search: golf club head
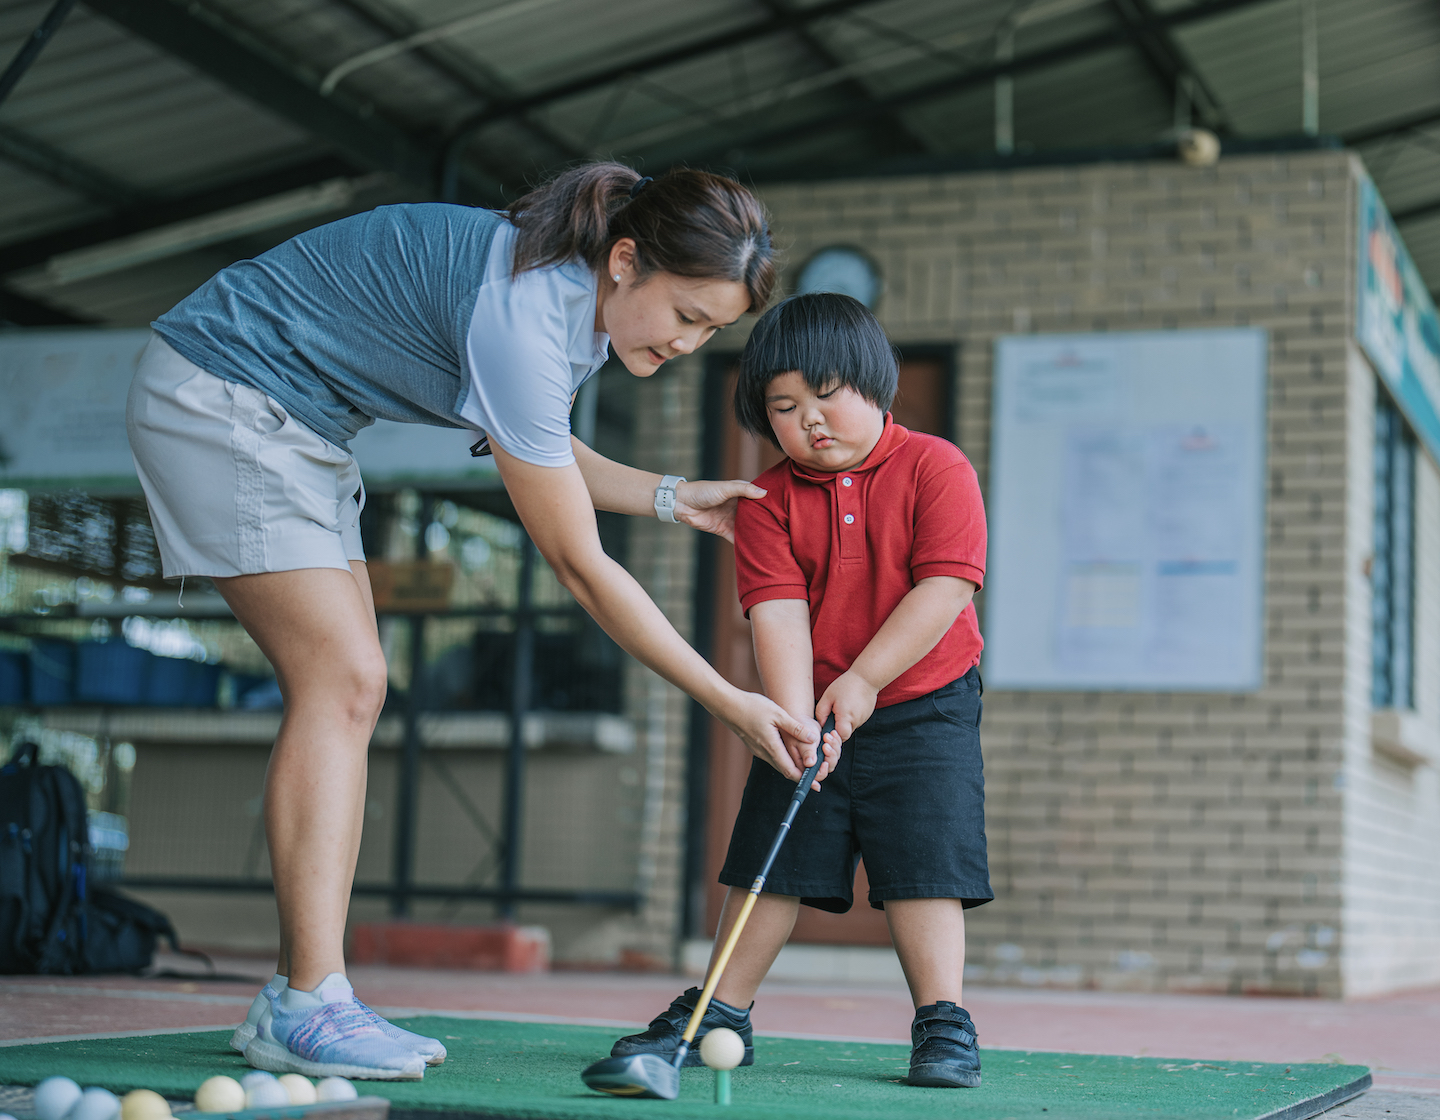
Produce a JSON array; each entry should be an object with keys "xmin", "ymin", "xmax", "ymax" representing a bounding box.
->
[{"xmin": 580, "ymin": 1053, "xmax": 681, "ymax": 1099}]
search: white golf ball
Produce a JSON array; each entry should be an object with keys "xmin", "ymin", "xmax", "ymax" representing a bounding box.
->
[
  {"xmin": 34, "ymin": 1078, "xmax": 83, "ymax": 1120},
  {"xmin": 193, "ymin": 1077, "xmax": 245, "ymax": 1114},
  {"xmin": 238, "ymin": 1072, "xmax": 276, "ymax": 1093},
  {"xmin": 276, "ymin": 1076, "xmax": 316, "ymax": 1106},
  {"xmin": 2, "ymin": 1112, "xmax": 19, "ymax": 1120},
  {"xmin": 66, "ymin": 1088, "xmax": 121, "ymax": 1120},
  {"xmin": 243, "ymin": 1081, "xmax": 289, "ymax": 1110},
  {"xmin": 315, "ymin": 1078, "xmax": 357, "ymax": 1103},
  {"xmin": 699, "ymin": 1027, "xmax": 745, "ymax": 1071},
  {"xmin": 120, "ymin": 1090, "xmax": 170, "ymax": 1120}
]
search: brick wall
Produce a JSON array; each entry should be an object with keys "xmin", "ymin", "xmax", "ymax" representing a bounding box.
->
[{"xmin": 753, "ymin": 151, "xmax": 1373, "ymax": 995}]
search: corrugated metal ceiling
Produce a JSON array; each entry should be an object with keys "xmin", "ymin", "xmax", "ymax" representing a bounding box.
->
[{"xmin": 1, "ymin": 0, "xmax": 1438, "ymax": 327}]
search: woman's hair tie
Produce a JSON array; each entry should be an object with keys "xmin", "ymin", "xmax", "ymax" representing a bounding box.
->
[{"xmin": 628, "ymin": 175, "xmax": 654, "ymax": 200}]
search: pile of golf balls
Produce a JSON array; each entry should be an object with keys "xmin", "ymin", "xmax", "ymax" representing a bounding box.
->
[
  {"xmin": 34, "ymin": 1080, "xmax": 132, "ymax": 1120},
  {"xmin": 31, "ymin": 1071, "xmax": 359, "ymax": 1120},
  {"xmin": 195, "ymin": 1072, "xmax": 356, "ymax": 1112}
]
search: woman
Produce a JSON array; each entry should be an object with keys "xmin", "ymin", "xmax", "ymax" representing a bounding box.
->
[{"xmin": 127, "ymin": 163, "xmax": 819, "ymax": 1080}]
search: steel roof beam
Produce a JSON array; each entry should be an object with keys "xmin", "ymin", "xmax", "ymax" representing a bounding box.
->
[
  {"xmin": 0, "ymin": 154, "xmax": 356, "ymax": 275},
  {"xmin": 0, "ymin": 285, "xmax": 93, "ymax": 325},
  {"xmin": 80, "ymin": 0, "xmax": 501, "ymax": 199},
  {"xmin": 1343, "ymin": 106, "xmax": 1440, "ymax": 147},
  {"xmin": 0, "ymin": 121, "xmax": 141, "ymax": 206},
  {"xmin": 325, "ymin": 0, "xmax": 582, "ymax": 165},
  {"xmin": 1107, "ymin": 0, "xmax": 1231, "ymax": 133},
  {"xmin": 752, "ymin": 0, "xmax": 930, "ymax": 154},
  {"xmin": 439, "ymin": 0, "xmax": 882, "ymax": 153},
  {"xmin": 0, "ymin": 0, "xmax": 78, "ymax": 108},
  {"xmin": 1392, "ymin": 198, "xmax": 1440, "ymax": 224},
  {"xmin": 678, "ymin": 0, "xmax": 1280, "ymax": 166}
]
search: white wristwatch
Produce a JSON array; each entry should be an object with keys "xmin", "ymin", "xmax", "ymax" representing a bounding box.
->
[{"xmin": 654, "ymin": 475, "xmax": 686, "ymax": 523}]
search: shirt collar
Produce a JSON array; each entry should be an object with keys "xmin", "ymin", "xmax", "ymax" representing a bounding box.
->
[{"xmin": 787, "ymin": 414, "xmax": 909, "ymax": 483}]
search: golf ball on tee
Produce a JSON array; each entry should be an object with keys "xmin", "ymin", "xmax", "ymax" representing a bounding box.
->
[
  {"xmin": 193, "ymin": 1077, "xmax": 245, "ymax": 1114},
  {"xmin": 315, "ymin": 1078, "xmax": 357, "ymax": 1103},
  {"xmin": 34, "ymin": 1078, "xmax": 83, "ymax": 1120},
  {"xmin": 119, "ymin": 1090, "xmax": 170, "ymax": 1120},
  {"xmin": 244, "ymin": 1081, "xmax": 290, "ymax": 1110},
  {"xmin": 67, "ymin": 1088, "xmax": 121, "ymax": 1120},
  {"xmin": 276, "ymin": 1076, "xmax": 316, "ymax": 1106},
  {"xmin": 699, "ymin": 1027, "xmax": 745, "ymax": 1071}
]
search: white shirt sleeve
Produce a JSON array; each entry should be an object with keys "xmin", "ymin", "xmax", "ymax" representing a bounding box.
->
[{"xmin": 458, "ymin": 264, "xmax": 582, "ymax": 469}]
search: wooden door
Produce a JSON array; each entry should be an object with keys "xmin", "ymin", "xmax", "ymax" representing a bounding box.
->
[{"xmin": 703, "ymin": 355, "xmax": 952, "ymax": 945}]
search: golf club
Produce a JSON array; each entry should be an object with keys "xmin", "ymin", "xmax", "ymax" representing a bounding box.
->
[{"xmin": 580, "ymin": 715, "xmax": 836, "ymax": 1100}]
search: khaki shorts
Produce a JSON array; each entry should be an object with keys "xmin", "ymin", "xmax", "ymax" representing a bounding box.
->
[{"xmin": 127, "ymin": 334, "xmax": 365, "ymax": 579}]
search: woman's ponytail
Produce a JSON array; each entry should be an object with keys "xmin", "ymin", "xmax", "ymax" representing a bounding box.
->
[{"xmin": 507, "ymin": 161, "xmax": 776, "ymax": 312}]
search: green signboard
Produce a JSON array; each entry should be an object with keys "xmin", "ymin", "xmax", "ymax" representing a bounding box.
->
[{"xmin": 1357, "ymin": 177, "xmax": 1440, "ymax": 464}]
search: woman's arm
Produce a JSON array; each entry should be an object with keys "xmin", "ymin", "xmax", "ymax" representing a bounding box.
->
[
  {"xmin": 493, "ymin": 439, "xmax": 815, "ymax": 777},
  {"xmin": 750, "ymin": 598, "xmax": 839, "ymax": 788},
  {"xmin": 571, "ymin": 437, "xmax": 764, "ymax": 543},
  {"xmin": 817, "ymin": 576, "xmax": 977, "ymax": 740}
]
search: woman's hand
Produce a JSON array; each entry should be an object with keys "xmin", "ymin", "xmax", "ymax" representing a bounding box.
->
[
  {"xmin": 719, "ymin": 688, "xmax": 819, "ymax": 784},
  {"xmin": 675, "ymin": 479, "xmax": 766, "ymax": 543}
]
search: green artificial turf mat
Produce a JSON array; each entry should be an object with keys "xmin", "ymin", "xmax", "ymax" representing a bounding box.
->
[{"xmin": 0, "ymin": 1018, "xmax": 1370, "ymax": 1120}]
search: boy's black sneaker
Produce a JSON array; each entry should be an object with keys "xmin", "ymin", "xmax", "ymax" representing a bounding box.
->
[
  {"xmin": 610, "ymin": 987, "xmax": 754, "ymax": 1067},
  {"xmin": 907, "ymin": 1001, "xmax": 981, "ymax": 1088}
]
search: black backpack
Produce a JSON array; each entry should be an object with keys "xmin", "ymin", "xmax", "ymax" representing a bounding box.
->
[{"xmin": 0, "ymin": 741, "xmax": 179, "ymax": 974}]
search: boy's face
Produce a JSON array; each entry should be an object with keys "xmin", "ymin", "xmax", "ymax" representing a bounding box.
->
[{"xmin": 764, "ymin": 370, "xmax": 886, "ymax": 473}]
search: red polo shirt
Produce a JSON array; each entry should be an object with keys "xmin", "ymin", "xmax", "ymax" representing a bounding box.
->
[{"xmin": 735, "ymin": 416, "xmax": 986, "ymax": 710}]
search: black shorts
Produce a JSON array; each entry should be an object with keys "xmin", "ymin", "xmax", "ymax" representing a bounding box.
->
[{"xmin": 719, "ymin": 667, "xmax": 993, "ymax": 913}]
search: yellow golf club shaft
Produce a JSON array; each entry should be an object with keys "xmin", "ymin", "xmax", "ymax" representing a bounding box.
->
[{"xmin": 678, "ymin": 715, "xmax": 834, "ymax": 1047}]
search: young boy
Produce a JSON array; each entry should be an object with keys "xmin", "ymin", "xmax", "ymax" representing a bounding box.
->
[{"xmin": 610, "ymin": 292, "xmax": 991, "ymax": 1088}]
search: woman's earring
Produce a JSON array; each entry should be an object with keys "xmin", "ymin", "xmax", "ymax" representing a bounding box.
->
[{"xmin": 613, "ymin": 274, "xmax": 621, "ymax": 282}]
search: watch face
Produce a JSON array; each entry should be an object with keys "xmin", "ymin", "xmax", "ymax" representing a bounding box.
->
[{"xmin": 795, "ymin": 247, "xmax": 881, "ymax": 309}]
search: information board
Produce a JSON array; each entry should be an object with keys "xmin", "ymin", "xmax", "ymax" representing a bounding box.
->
[
  {"xmin": 984, "ymin": 329, "xmax": 1268, "ymax": 692},
  {"xmin": 0, "ymin": 330, "xmax": 502, "ymax": 492}
]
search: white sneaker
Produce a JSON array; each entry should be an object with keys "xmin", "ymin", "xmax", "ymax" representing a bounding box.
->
[
  {"xmin": 355, "ymin": 1001, "xmax": 447, "ymax": 1065},
  {"xmin": 230, "ymin": 974, "xmax": 285, "ymax": 1053},
  {"xmin": 243, "ymin": 973, "xmax": 425, "ymax": 1080}
]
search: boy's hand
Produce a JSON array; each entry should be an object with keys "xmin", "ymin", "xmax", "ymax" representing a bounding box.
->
[
  {"xmin": 673, "ymin": 479, "xmax": 766, "ymax": 543},
  {"xmin": 816, "ymin": 670, "xmax": 879, "ymax": 743},
  {"xmin": 780, "ymin": 717, "xmax": 840, "ymax": 791}
]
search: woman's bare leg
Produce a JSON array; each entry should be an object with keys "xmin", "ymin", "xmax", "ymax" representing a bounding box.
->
[
  {"xmin": 708, "ymin": 888, "xmax": 800, "ymax": 1008},
  {"xmin": 214, "ymin": 562, "xmax": 385, "ymax": 992}
]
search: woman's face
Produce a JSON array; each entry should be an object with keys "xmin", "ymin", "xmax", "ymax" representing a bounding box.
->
[{"xmin": 597, "ymin": 239, "xmax": 751, "ymax": 377}]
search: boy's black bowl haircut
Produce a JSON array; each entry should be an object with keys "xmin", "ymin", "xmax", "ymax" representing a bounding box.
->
[{"xmin": 734, "ymin": 291, "xmax": 900, "ymax": 449}]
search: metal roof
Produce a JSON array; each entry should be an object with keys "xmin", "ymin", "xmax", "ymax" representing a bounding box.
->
[{"xmin": 2, "ymin": 0, "xmax": 1439, "ymax": 327}]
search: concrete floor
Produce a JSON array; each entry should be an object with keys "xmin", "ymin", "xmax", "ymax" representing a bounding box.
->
[{"xmin": 1, "ymin": 953, "xmax": 1436, "ymax": 1118}]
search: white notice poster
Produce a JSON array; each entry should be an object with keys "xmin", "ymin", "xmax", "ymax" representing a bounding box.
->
[{"xmin": 984, "ymin": 329, "xmax": 1267, "ymax": 691}]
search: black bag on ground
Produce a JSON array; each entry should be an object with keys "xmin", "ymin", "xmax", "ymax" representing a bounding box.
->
[{"xmin": 0, "ymin": 741, "xmax": 178, "ymax": 974}]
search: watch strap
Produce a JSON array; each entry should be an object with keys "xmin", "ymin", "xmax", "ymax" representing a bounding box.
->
[{"xmin": 655, "ymin": 475, "xmax": 686, "ymax": 523}]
